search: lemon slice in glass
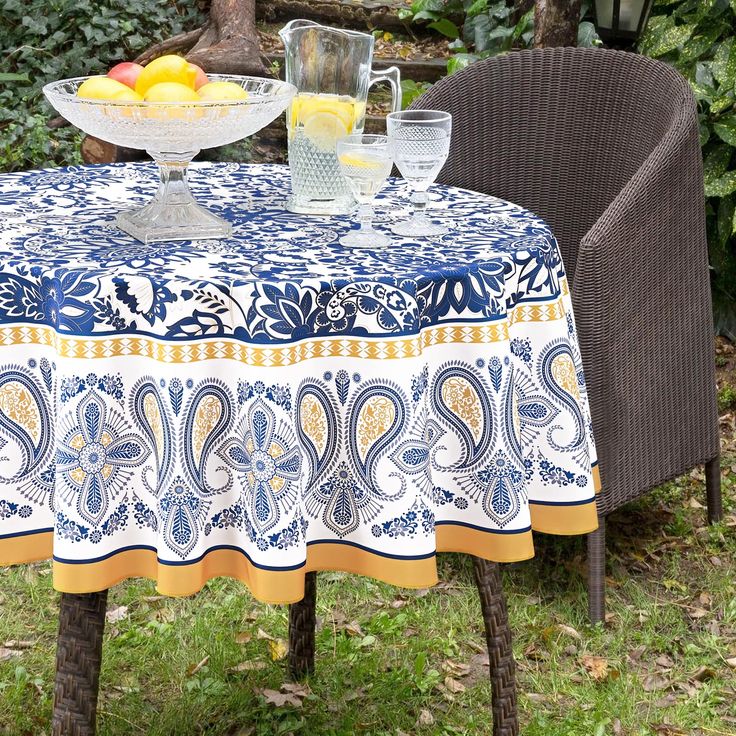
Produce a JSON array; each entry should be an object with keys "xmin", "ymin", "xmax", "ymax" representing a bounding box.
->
[{"xmin": 338, "ymin": 152, "xmax": 386, "ymax": 169}]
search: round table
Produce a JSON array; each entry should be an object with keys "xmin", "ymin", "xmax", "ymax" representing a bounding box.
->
[{"xmin": 0, "ymin": 162, "xmax": 599, "ymax": 603}]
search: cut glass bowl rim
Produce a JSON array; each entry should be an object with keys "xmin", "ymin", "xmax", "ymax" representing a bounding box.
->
[{"xmin": 43, "ymin": 74, "xmax": 297, "ymax": 109}]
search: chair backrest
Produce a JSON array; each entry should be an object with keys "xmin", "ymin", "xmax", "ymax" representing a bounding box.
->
[{"xmin": 410, "ymin": 47, "xmax": 693, "ymax": 282}]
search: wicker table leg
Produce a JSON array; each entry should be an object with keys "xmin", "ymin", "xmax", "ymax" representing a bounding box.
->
[
  {"xmin": 587, "ymin": 517, "xmax": 606, "ymax": 624},
  {"xmin": 705, "ymin": 455, "xmax": 723, "ymax": 524},
  {"xmin": 288, "ymin": 572, "xmax": 317, "ymax": 679},
  {"xmin": 472, "ymin": 557, "xmax": 518, "ymax": 736},
  {"xmin": 52, "ymin": 591, "xmax": 108, "ymax": 736}
]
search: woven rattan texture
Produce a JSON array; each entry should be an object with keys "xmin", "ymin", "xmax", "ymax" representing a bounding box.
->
[
  {"xmin": 411, "ymin": 47, "xmax": 720, "ymax": 516},
  {"xmin": 288, "ymin": 571, "xmax": 317, "ymax": 679},
  {"xmin": 473, "ymin": 558, "xmax": 518, "ymax": 735},
  {"xmin": 52, "ymin": 592, "xmax": 108, "ymax": 736}
]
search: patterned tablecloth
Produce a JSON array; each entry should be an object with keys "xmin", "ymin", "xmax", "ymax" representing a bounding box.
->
[{"xmin": 0, "ymin": 162, "xmax": 599, "ymax": 602}]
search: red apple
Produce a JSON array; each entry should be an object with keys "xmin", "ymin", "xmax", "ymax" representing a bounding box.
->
[
  {"xmin": 107, "ymin": 62, "xmax": 144, "ymax": 90},
  {"xmin": 189, "ymin": 63, "xmax": 210, "ymax": 91}
]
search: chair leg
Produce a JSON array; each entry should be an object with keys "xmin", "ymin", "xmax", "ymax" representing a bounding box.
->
[
  {"xmin": 472, "ymin": 557, "xmax": 518, "ymax": 736},
  {"xmin": 288, "ymin": 572, "xmax": 317, "ymax": 680},
  {"xmin": 587, "ymin": 517, "xmax": 606, "ymax": 624},
  {"xmin": 52, "ymin": 591, "xmax": 108, "ymax": 736},
  {"xmin": 705, "ymin": 455, "xmax": 723, "ymax": 524}
]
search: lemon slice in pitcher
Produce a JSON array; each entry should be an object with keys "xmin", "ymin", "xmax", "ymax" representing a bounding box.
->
[{"xmin": 303, "ymin": 110, "xmax": 350, "ymax": 151}]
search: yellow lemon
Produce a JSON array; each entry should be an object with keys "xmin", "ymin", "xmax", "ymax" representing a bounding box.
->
[
  {"xmin": 197, "ymin": 81, "xmax": 248, "ymax": 101},
  {"xmin": 143, "ymin": 82, "xmax": 200, "ymax": 102},
  {"xmin": 144, "ymin": 82, "xmax": 200, "ymax": 121},
  {"xmin": 76, "ymin": 76, "xmax": 143, "ymax": 101},
  {"xmin": 302, "ymin": 110, "xmax": 349, "ymax": 151},
  {"xmin": 135, "ymin": 55, "xmax": 197, "ymax": 96},
  {"xmin": 339, "ymin": 152, "xmax": 386, "ymax": 169},
  {"xmin": 297, "ymin": 94, "xmax": 355, "ymax": 131}
]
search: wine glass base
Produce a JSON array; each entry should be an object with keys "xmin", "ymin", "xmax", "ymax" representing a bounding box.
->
[
  {"xmin": 340, "ymin": 230, "xmax": 392, "ymax": 248},
  {"xmin": 116, "ymin": 199, "xmax": 232, "ymax": 244},
  {"xmin": 391, "ymin": 218, "xmax": 447, "ymax": 237}
]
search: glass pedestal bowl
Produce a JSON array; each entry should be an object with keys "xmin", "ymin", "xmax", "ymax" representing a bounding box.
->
[{"xmin": 43, "ymin": 75, "xmax": 296, "ymax": 243}]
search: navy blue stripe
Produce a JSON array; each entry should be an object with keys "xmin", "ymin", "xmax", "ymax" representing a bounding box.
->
[
  {"xmin": 435, "ymin": 520, "xmax": 532, "ymax": 535},
  {"xmin": 51, "ymin": 521, "xmax": 534, "ymax": 570},
  {"xmin": 53, "ymin": 544, "xmax": 307, "ymax": 572},
  {"xmin": 529, "ymin": 497, "xmax": 596, "ymax": 507},
  {"xmin": 0, "ymin": 527, "xmax": 53, "ymax": 541}
]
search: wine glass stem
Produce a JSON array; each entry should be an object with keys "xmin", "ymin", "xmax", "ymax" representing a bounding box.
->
[
  {"xmin": 357, "ymin": 202, "xmax": 375, "ymax": 233},
  {"xmin": 410, "ymin": 189, "xmax": 429, "ymax": 225},
  {"xmin": 148, "ymin": 151, "xmax": 198, "ymax": 208}
]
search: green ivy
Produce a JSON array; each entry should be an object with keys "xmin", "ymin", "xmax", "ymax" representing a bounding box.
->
[
  {"xmin": 403, "ymin": 0, "xmax": 600, "ymax": 72},
  {"xmin": 0, "ymin": 0, "xmax": 205, "ymax": 172},
  {"xmin": 638, "ymin": 0, "xmax": 736, "ymax": 337}
]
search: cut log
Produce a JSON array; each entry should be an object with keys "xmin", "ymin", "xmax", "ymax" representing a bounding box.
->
[
  {"xmin": 187, "ymin": 0, "xmax": 264, "ymax": 75},
  {"xmin": 534, "ymin": 0, "xmax": 581, "ymax": 47},
  {"xmin": 80, "ymin": 136, "xmax": 145, "ymax": 165},
  {"xmin": 256, "ymin": 0, "xmax": 433, "ymax": 32},
  {"xmin": 133, "ymin": 0, "xmax": 264, "ymax": 75}
]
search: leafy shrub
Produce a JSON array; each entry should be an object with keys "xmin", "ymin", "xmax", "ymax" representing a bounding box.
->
[
  {"xmin": 638, "ymin": 0, "xmax": 736, "ymax": 338},
  {"xmin": 401, "ymin": 0, "xmax": 600, "ymax": 75},
  {"xmin": 0, "ymin": 0, "xmax": 205, "ymax": 172}
]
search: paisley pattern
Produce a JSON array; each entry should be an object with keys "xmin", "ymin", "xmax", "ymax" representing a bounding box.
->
[{"xmin": 0, "ymin": 163, "xmax": 598, "ymax": 599}]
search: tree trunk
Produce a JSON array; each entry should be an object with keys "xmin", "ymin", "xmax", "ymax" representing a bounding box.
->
[
  {"xmin": 186, "ymin": 0, "xmax": 264, "ymax": 75},
  {"xmin": 534, "ymin": 0, "xmax": 581, "ymax": 47},
  {"xmin": 512, "ymin": 0, "xmax": 534, "ymax": 25}
]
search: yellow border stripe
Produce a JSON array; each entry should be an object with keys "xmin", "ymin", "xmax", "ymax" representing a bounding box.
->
[
  {"xmin": 51, "ymin": 528, "xmax": 536, "ymax": 603},
  {"xmin": 0, "ymin": 298, "xmax": 567, "ymax": 366},
  {"xmin": 3, "ymin": 509, "xmax": 596, "ymax": 603},
  {"xmin": 529, "ymin": 500, "xmax": 599, "ymax": 535},
  {"xmin": 0, "ymin": 530, "xmax": 53, "ymax": 566}
]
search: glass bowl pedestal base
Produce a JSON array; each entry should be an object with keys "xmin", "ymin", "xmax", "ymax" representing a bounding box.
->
[{"xmin": 116, "ymin": 152, "xmax": 231, "ymax": 244}]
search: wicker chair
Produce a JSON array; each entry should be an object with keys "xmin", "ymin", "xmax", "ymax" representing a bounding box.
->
[
  {"xmin": 52, "ymin": 565, "xmax": 517, "ymax": 735},
  {"xmin": 404, "ymin": 47, "xmax": 721, "ymax": 623}
]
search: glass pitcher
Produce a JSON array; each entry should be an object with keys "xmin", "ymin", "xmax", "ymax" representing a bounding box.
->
[{"xmin": 279, "ymin": 19, "xmax": 401, "ymax": 215}]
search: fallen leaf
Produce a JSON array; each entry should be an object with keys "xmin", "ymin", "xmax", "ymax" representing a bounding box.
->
[
  {"xmin": 557, "ymin": 624, "xmax": 582, "ymax": 640},
  {"xmin": 3, "ymin": 640, "xmax": 33, "ymax": 649},
  {"xmin": 655, "ymin": 654, "xmax": 675, "ymax": 669},
  {"xmin": 235, "ymin": 632, "xmax": 252, "ymax": 644},
  {"xmin": 442, "ymin": 660, "xmax": 471, "ymax": 678},
  {"xmin": 642, "ymin": 673, "xmax": 670, "ymax": 692},
  {"xmin": 690, "ymin": 665, "xmax": 715, "ymax": 682},
  {"xmin": 612, "ymin": 718, "xmax": 623, "ymax": 736},
  {"xmin": 725, "ymin": 657, "xmax": 736, "ymax": 669},
  {"xmin": 105, "ymin": 605, "xmax": 128, "ymax": 623},
  {"xmin": 186, "ymin": 656, "xmax": 209, "ymax": 676},
  {"xmin": 417, "ymin": 709, "xmax": 434, "ymax": 726},
  {"xmin": 229, "ymin": 661, "xmax": 267, "ymax": 673},
  {"xmin": 444, "ymin": 676, "xmax": 466, "ymax": 694},
  {"xmin": 257, "ymin": 683, "xmax": 310, "ymax": 708},
  {"xmin": 0, "ymin": 648, "xmax": 23, "ymax": 662},
  {"xmin": 256, "ymin": 628, "xmax": 273, "ymax": 641},
  {"xmin": 268, "ymin": 639, "xmax": 287, "ymax": 661},
  {"xmin": 343, "ymin": 621, "xmax": 364, "ymax": 637},
  {"xmin": 650, "ymin": 724, "xmax": 687, "ymax": 735},
  {"xmin": 581, "ymin": 655, "xmax": 609, "ymax": 681},
  {"xmin": 688, "ymin": 607, "xmax": 709, "ymax": 619}
]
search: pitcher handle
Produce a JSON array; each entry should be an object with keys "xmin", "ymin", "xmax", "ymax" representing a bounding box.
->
[{"xmin": 369, "ymin": 66, "xmax": 402, "ymax": 113}]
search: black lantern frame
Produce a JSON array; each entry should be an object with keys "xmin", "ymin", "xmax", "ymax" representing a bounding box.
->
[{"xmin": 594, "ymin": 0, "xmax": 655, "ymax": 45}]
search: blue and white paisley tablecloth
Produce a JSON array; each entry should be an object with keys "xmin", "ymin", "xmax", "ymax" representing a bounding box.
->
[{"xmin": 0, "ymin": 162, "xmax": 598, "ymax": 601}]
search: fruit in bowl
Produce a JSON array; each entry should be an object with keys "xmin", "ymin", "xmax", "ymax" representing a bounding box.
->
[{"xmin": 44, "ymin": 59, "xmax": 296, "ymax": 244}]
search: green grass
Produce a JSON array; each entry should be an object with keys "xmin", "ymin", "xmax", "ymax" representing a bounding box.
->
[{"xmin": 0, "ymin": 464, "xmax": 734, "ymax": 736}]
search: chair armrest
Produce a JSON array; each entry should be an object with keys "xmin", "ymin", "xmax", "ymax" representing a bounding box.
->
[{"xmin": 572, "ymin": 92, "xmax": 719, "ymax": 512}]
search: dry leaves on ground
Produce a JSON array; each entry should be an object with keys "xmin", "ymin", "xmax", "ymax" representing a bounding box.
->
[
  {"xmin": 256, "ymin": 682, "xmax": 311, "ymax": 708},
  {"xmin": 105, "ymin": 605, "xmax": 128, "ymax": 623}
]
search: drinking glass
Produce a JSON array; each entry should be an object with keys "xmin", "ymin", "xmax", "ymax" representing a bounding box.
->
[
  {"xmin": 387, "ymin": 109, "xmax": 452, "ymax": 237},
  {"xmin": 336, "ymin": 134, "xmax": 393, "ymax": 248}
]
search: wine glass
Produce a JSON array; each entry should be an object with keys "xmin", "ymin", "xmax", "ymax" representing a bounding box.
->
[
  {"xmin": 387, "ymin": 109, "xmax": 452, "ymax": 237},
  {"xmin": 336, "ymin": 134, "xmax": 393, "ymax": 248}
]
